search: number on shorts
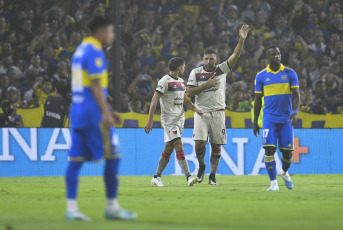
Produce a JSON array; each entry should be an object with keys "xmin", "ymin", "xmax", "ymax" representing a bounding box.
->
[{"xmin": 262, "ymin": 129, "xmax": 269, "ymax": 138}]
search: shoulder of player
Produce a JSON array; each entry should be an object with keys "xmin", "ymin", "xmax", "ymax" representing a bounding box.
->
[
  {"xmin": 283, "ymin": 65, "xmax": 296, "ymax": 74},
  {"xmin": 191, "ymin": 66, "xmax": 204, "ymax": 73},
  {"xmin": 256, "ymin": 68, "xmax": 267, "ymax": 77}
]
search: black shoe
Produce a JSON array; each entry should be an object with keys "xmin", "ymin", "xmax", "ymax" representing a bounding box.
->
[
  {"xmin": 197, "ymin": 164, "xmax": 206, "ymax": 183},
  {"xmin": 209, "ymin": 174, "xmax": 218, "ymax": 185}
]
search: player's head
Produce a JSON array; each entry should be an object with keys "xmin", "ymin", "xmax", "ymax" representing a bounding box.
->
[
  {"xmin": 266, "ymin": 45, "xmax": 281, "ymax": 66},
  {"xmin": 89, "ymin": 15, "xmax": 114, "ymax": 46},
  {"xmin": 168, "ymin": 57, "xmax": 185, "ymax": 76},
  {"xmin": 201, "ymin": 49, "xmax": 217, "ymax": 71}
]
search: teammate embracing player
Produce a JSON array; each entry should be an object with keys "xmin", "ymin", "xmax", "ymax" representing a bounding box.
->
[
  {"xmin": 145, "ymin": 57, "xmax": 204, "ymax": 187},
  {"xmin": 186, "ymin": 25, "xmax": 250, "ymax": 185}
]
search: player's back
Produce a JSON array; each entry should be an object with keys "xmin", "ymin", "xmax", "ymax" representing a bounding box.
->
[
  {"xmin": 70, "ymin": 37, "xmax": 108, "ymax": 129},
  {"xmin": 156, "ymin": 74, "xmax": 185, "ymax": 119}
]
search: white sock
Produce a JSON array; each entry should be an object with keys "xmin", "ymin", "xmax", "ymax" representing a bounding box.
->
[
  {"xmin": 281, "ymin": 169, "xmax": 288, "ymax": 175},
  {"xmin": 271, "ymin": 180, "xmax": 278, "ymax": 187},
  {"xmin": 67, "ymin": 199, "xmax": 79, "ymax": 213},
  {"xmin": 106, "ymin": 198, "xmax": 120, "ymax": 213}
]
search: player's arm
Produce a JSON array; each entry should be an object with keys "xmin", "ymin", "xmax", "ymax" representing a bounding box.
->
[
  {"xmin": 183, "ymin": 93, "xmax": 204, "ymax": 118},
  {"xmin": 290, "ymin": 87, "xmax": 300, "ymax": 126},
  {"xmin": 253, "ymin": 93, "xmax": 263, "ymax": 137},
  {"xmin": 144, "ymin": 91, "xmax": 162, "ymax": 134},
  {"xmin": 227, "ymin": 24, "xmax": 250, "ymax": 69},
  {"xmin": 253, "ymin": 74, "xmax": 263, "ymax": 137},
  {"xmin": 186, "ymin": 78, "xmax": 219, "ymax": 98},
  {"xmin": 289, "ymin": 71, "xmax": 300, "ymax": 126},
  {"xmin": 91, "ymin": 79, "xmax": 114, "ymax": 129}
]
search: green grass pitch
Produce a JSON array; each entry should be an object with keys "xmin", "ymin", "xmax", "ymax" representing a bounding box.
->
[{"xmin": 1, "ymin": 175, "xmax": 342, "ymax": 230}]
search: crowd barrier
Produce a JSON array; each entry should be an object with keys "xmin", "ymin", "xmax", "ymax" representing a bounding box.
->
[
  {"xmin": 0, "ymin": 128, "xmax": 342, "ymax": 177},
  {"xmin": 10, "ymin": 107, "xmax": 343, "ymax": 128}
]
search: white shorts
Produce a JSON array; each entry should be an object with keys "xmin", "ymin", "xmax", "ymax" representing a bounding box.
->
[
  {"xmin": 161, "ymin": 116, "xmax": 185, "ymax": 143},
  {"xmin": 193, "ymin": 110, "xmax": 227, "ymax": 145}
]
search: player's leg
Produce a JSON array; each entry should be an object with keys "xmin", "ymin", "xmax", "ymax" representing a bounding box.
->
[
  {"xmin": 209, "ymin": 143, "xmax": 221, "ymax": 185},
  {"xmin": 262, "ymin": 120, "xmax": 279, "ymax": 191},
  {"xmin": 152, "ymin": 141, "xmax": 174, "ymax": 186},
  {"xmin": 65, "ymin": 129, "xmax": 90, "ymax": 221},
  {"xmin": 208, "ymin": 111, "xmax": 227, "ymax": 185},
  {"xmin": 173, "ymin": 138, "xmax": 198, "ymax": 186},
  {"xmin": 193, "ymin": 112, "xmax": 209, "ymax": 183},
  {"xmin": 101, "ymin": 128, "xmax": 136, "ymax": 220},
  {"xmin": 278, "ymin": 122, "xmax": 294, "ymax": 189}
]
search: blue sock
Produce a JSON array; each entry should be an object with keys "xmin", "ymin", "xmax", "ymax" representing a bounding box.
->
[
  {"xmin": 282, "ymin": 156, "xmax": 293, "ymax": 172},
  {"xmin": 65, "ymin": 161, "xmax": 83, "ymax": 199},
  {"xmin": 104, "ymin": 159, "xmax": 120, "ymax": 198},
  {"xmin": 264, "ymin": 155, "xmax": 276, "ymax": 181}
]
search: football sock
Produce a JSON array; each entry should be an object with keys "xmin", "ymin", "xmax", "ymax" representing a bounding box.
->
[
  {"xmin": 282, "ymin": 156, "xmax": 293, "ymax": 172},
  {"xmin": 265, "ymin": 155, "xmax": 277, "ymax": 181},
  {"xmin": 196, "ymin": 148, "xmax": 205, "ymax": 166},
  {"xmin": 104, "ymin": 159, "xmax": 120, "ymax": 199},
  {"xmin": 106, "ymin": 198, "xmax": 120, "ymax": 213},
  {"xmin": 155, "ymin": 151, "xmax": 171, "ymax": 177},
  {"xmin": 66, "ymin": 199, "xmax": 79, "ymax": 213},
  {"xmin": 176, "ymin": 151, "xmax": 191, "ymax": 177},
  {"xmin": 210, "ymin": 147, "xmax": 221, "ymax": 174},
  {"xmin": 65, "ymin": 161, "xmax": 83, "ymax": 199}
]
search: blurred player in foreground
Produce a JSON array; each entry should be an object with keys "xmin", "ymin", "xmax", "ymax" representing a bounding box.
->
[
  {"xmin": 144, "ymin": 57, "xmax": 204, "ymax": 187},
  {"xmin": 66, "ymin": 16, "xmax": 136, "ymax": 221},
  {"xmin": 186, "ymin": 25, "xmax": 250, "ymax": 185},
  {"xmin": 253, "ymin": 46, "xmax": 300, "ymax": 191}
]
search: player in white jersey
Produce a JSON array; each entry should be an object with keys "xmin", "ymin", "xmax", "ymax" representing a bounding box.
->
[
  {"xmin": 186, "ymin": 25, "xmax": 250, "ymax": 185},
  {"xmin": 144, "ymin": 57, "xmax": 204, "ymax": 187}
]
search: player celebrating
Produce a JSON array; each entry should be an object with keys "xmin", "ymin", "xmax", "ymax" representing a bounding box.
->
[
  {"xmin": 253, "ymin": 46, "xmax": 300, "ymax": 191},
  {"xmin": 186, "ymin": 25, "xmax": 250, "ymax": 185},
  {"xmin": 144, "ymin": 57, "xmax": 204, "ymax": 187},
  {"xmin": 65, "ymin": 16, "xmax": 136, "ymax": 221}
]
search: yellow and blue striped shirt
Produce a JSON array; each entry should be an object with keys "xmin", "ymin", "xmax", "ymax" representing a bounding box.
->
[
  {"xmin": 254, "ymin": 64, "xmax": 299, "ymax": 123},
  {"xmin": 70, "ymin": 37, "xmax": 108, "ymax": 128}
]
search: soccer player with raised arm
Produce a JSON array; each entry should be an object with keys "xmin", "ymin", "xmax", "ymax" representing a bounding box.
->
[
  {"xmin": 253, "ymin": 46, "xmax": 300, "ymax": 191},
  {"xmin": 65, "ymin": 16, "xmax": 136, "ymax": 221},
  {"xmin": 144, "ymin": 57, "xmax": 204, "ymax": 187},
  {"xmin": 186, "ymin": 25, "xmax": 250, "ymax": 185}
]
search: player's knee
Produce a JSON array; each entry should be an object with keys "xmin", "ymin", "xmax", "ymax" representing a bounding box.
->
[
  {"xmin": 195, "ymin": 141, "xmax": 206, "ymax": 153},
  {"xmin": 264, "ymin": 147, "xmax": 276, "ymax": 156},
  {"xmin": 164, "ymin": 142, "xmax": 174, "ymax": 154},
  {"xmin": 281, "ymin": 150, "xmax": 293, "ymax": 161},
  {"xmin": 173, "ymin": 139, "xmax": 184, "ymax": 153}
]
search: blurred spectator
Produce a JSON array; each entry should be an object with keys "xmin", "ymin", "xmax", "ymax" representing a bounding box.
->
[{"xmin": 33, "ymin": 78, "xmax": 55, "ymax": 106}]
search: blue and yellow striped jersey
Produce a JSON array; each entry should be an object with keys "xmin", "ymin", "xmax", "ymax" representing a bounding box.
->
[
  {"xmin": 70, "ymin": 37, "xmax": 108, "ymax": 128},
  {"xmin": 254, "ymin": 64, "xmax": 299, "ymax": 123}
]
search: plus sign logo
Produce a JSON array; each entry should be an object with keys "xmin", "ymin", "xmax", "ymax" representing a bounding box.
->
[{"xmin": 293, "ymin": 137, "xmax": 309, "ymax": 163}]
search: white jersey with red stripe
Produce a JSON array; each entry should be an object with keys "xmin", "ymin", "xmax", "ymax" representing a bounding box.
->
[
  {"xmin": 156, "ymin": 74, "xmax": 185, "ymax": 123},
  {"xmin": 187, "ymin": 61, "xmax": 231, "ymax": 113}
]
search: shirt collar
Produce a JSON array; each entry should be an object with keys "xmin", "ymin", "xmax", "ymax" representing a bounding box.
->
[
  {"xmin": 266, "ymin": 63, "xmax": 284, "ymax": 74},
  {"xmin": 82, "ymin": 37, "xmax": 102, "ymax": 49}
]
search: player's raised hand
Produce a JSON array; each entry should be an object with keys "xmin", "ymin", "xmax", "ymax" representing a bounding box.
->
[
  {"xmin": 206, "ymin": 76, "xmax": 220, "ymax": 88},
  {"xmin": 289, "ymin": 113, "xmax": 297, "ymax": 127},
  {"xmin": 253, "ymin": 123, "xmax": 260, "ymax": 137},
  {"xmin": 144, "ymin": 120, "xmax": 153, "ymax": 134},
  {"xmin": 195, "ymin": 108, "xmax": 205, "ymax": 119},
  {"xmin": 239, "ymin": 24, "xmax": 250, "ymax": 40}
]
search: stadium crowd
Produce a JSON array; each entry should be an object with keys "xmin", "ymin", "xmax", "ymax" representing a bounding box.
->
[{"xmin": 0, "ymin": 0, "xmax": 342, "ymax": 127}]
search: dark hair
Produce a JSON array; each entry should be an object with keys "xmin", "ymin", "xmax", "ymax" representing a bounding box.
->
[
  {"xmin": 168, "ymin": 57, "xmax": 185, "ymax": 71},
  {"xmin": 89, "ymin": 15, "xmax": 112, "ymax": 33},
  {"xmin": 201, "ymin": 48, "xmax": 216, "ymax": 58},
  {"xmin": 266, "ymin": 45, "xmax": 279, "ymax": 54},
  {"xmin": 315, "ymin": 80, "xmax": 325, "ymax": 87}
]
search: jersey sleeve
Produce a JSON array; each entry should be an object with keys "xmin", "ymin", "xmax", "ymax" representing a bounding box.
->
[
  {"xmin": 218, "ymin": 61, "xmax": 232, "ymax": 74},
  {"xmin": 290, "ymin": 70, "xmax": 299, "ymax": 88},
  {"xmin": 156, "ymin": 77, "xmax": 167, "ymax": 94},
  {"xmin": 187, "ymin": 69, "xmax": 197, "ymax": 86},
  {"xmin": 85, "ymin": 47, "xmax": 106, "ymax": 80},
  {"xmin": 254, "ymin": 74, "xmax": 263, "ymax": 94}
]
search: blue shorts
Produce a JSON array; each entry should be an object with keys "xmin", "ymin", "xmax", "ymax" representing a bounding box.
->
[
  {"xmin": 262, "ymin": 118, "xmax": 294, "ymax": 151},
  {"xmin": 69, "ymin": 124, "xmax": 120, "ymax": 162}
]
